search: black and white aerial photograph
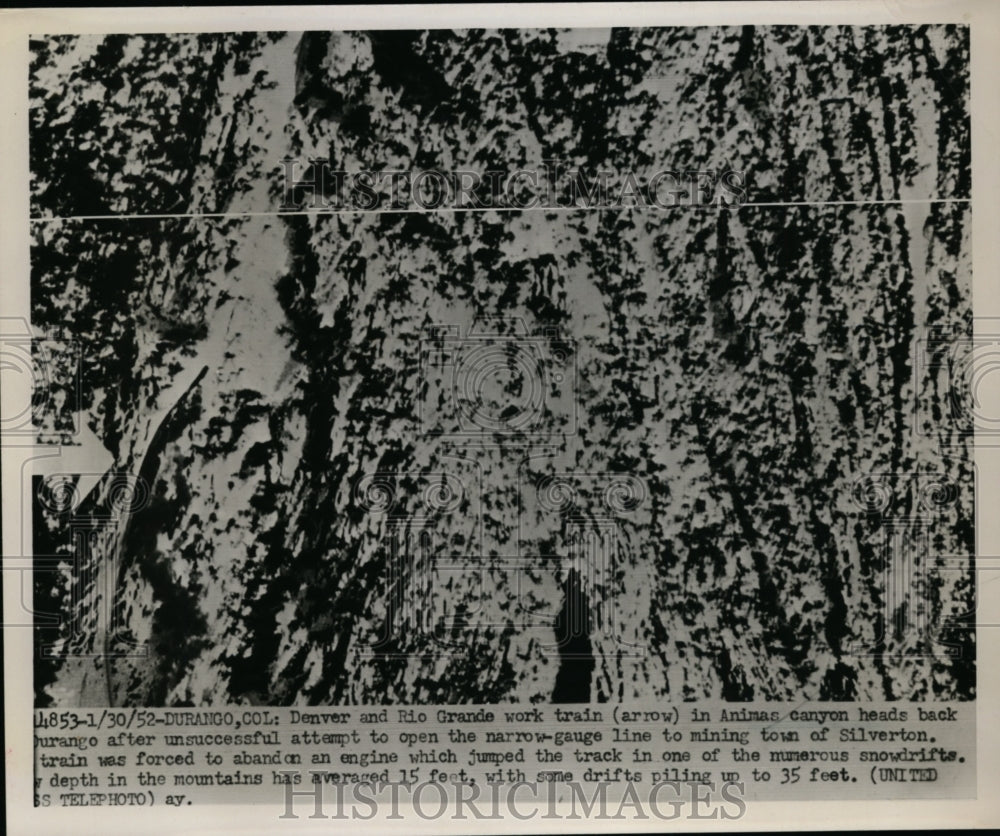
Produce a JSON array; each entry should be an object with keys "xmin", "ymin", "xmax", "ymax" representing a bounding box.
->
[{"xmin": 28, "ymin": 25, "xmax": 973, "ymax": 708}]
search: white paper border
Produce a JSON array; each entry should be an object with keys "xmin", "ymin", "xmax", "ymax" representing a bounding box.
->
[{"xmin": 3, "ymin": 2, "xmax": 998, "ymax": 832}]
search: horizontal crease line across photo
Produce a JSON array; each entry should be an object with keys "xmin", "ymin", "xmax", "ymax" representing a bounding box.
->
[{"xmin": 26, "ymin": 197, "xmax": 973, "ymax": 224}]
